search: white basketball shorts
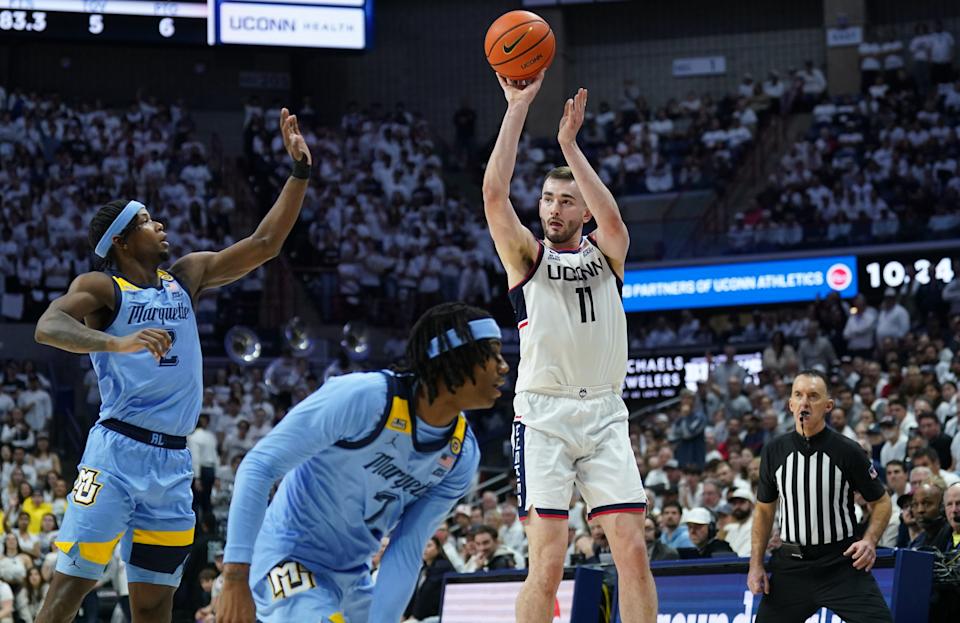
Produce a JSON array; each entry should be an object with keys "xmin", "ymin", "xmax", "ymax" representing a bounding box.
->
[{"xmin": 512, "ymin": 387, "xmax": 647, "ymax": 522}]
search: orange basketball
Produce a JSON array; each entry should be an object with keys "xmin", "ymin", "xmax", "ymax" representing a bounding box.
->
[{"xmin": 484, "ymin": 10, "xmax": 555, "ymax": 82}]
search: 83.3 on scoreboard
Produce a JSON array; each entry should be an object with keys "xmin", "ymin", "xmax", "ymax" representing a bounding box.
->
[{"xmin": 0, "ymin": 1, "xmax": 207, "ymax": 45}]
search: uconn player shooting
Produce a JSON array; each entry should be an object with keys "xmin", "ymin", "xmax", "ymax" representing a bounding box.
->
[
  {"xmin": 33, "ymin": 109, "xmax": 311, "ymax": 623},
  {"xmin": 216, "ymin": 303, "xmax": 506, "ymax": 623},
  {"xmin": 482, "ymin": 71, "xmax": 657, "ymax": 623}
]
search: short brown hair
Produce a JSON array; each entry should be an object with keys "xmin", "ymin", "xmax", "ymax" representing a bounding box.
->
[{"xmin": 544, "ymin": 166, "xmax": 574, "ymax": 182}]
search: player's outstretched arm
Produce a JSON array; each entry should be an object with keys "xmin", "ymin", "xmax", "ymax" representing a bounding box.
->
[
  {"xmin": 171, "ymin": 108, "xmax": 312, "ymax": 297},
  {"xmin": 34, "ymin": 272, "xmax": 172, "ymax": 360},
  {"xmin": 557, "ymin": 88, "xmax": 629, "ymax": 272},
  {"xmin": 219, "ymin": 375, "xmax": 384, "ymax": 622},
  {"xmin": 367, "ymin": 437, "xmax": 480, "ymax": 623},
  {"xmin": 482, "ymin": 71, "xmax": 543, "ymax": 281}
]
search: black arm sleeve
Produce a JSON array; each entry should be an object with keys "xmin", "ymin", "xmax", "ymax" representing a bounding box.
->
[
  {"xmin": 842, "ymin": 440, "xmax": 886, "ymax": 502},
  {"xmin": 757, "ymin": 440, "xmax": 779, "ymax": 503}
]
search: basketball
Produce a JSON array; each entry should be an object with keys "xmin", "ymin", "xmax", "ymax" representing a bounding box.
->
[{"xmin": 484, "ymin": 10, "xmax": 555, "ymax": 82}]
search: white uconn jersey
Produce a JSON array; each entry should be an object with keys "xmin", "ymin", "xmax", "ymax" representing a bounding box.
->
[{"xmin": 508, "ymin": 236, "xmax": 627, "ymax": 394}]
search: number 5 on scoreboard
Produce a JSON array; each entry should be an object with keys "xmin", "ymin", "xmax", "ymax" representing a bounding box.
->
[{"xmin": 89, "ymin": 14, "xmax": 103, "ymax": 35}]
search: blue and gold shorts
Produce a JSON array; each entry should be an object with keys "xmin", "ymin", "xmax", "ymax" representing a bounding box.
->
[{"xmin": 55, "ymin": 423, "xmax": 195, "ymax": 587}]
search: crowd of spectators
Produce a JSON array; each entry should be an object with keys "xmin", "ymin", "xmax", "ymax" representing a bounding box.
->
[
  {"xmin": 0, "ymin": 360, "xmax": 74, "ymax": 622},
  {"xmin": 239, "ymin": 96, "xmax": 512, "ymax": 327},
  {"xmin": 0, "ymin": 85, "xmax": 248, "ymax": 333},
  {"xmin": 249, "ymin": 66, "xmax": 824, "ymax": 327},
  {"xmin": 727, "ymin": 22, "xmax": 959, "ymax": 254},
  {"xmin": 506, "ymin": 73, "xmax": 783, "ymax": 218}
]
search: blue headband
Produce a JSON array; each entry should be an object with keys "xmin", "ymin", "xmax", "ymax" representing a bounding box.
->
[
  {"xmin": 94, "ymin": 200, "xmax": 144, "ymax": 258},
  {"xmin": 427, "ymin": 318, "xmax": 502, "ymax": 359}
]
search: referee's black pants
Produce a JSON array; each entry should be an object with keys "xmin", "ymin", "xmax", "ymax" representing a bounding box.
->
[{"xmin": 756, "ymin": 547, "xmax": 892, "ymax": 623}]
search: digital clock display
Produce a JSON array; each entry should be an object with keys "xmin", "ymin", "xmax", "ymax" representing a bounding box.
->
[{"xmin": 858, "ymin": 245, "xmax": 958, "ymax": 293}]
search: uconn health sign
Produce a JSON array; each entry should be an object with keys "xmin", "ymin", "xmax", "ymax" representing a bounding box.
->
[{"xmin": 622, "ymin": 255, "xmax": 857, "ymax": 312}]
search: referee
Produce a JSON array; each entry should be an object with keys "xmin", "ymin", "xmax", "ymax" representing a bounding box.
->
[{"xmin": 748, "ymin": 369, "xmax": 893, "ymax": 622}]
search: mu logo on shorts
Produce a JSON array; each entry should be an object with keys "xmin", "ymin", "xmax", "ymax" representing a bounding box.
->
[
  {"xmin": 72, "ymin": 468, "xmax": 103, "ymax": 506},
  {"xmin": 268, "ymin": 561, "xmax": 317, "ymax": 600}
]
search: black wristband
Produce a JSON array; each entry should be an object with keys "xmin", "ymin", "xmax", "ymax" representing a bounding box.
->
[{"xmin": 291, "ymin": 158, "xmax": 310, "ymax": 180}]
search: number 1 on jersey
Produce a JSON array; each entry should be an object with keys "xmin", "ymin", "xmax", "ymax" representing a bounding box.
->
[{"xmin": 576, "ymin": 286, "xmax": 595, "ymax": 323}]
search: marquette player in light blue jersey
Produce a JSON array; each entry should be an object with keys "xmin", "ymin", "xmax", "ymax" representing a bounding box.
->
[
  {"xmin": 216, "ymin": 303, "xmax": 507, "ymax": 623},
  {"xmin": 33, "ymin": 109, "xmax": 312, "ymax": 623}
]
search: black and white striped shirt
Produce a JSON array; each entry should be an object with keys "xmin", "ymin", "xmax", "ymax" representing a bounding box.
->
[{"xmin": 758, "ymin": 427, "xmax": 886, "ymax": 546}]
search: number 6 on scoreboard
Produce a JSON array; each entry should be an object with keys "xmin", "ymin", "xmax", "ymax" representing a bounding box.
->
[{"xmin": 159, "ymin": 17, "xmax": 175, "ymax": 38}]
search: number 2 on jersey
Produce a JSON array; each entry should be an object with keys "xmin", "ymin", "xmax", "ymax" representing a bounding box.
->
[
  {"xmin": 576, "ymin": 287, "xmax": 596, "ymax": 323},
  {"xmin": 159, "ymin": 330, "xmax": 178, "ymax": 367}
]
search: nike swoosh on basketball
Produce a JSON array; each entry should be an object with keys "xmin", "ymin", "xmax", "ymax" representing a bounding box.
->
[{"xmin": 503, "ymin": 29, "xmax": 530, "ymax": 54}]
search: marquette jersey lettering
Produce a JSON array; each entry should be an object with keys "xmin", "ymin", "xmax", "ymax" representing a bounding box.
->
[
  {"xmin": 508, "ymin": 238, "xmax": 627, "ymax": 393},
  {"xmin": 90, "ymin": 270, "xmax": 202, "ymax": 436}
]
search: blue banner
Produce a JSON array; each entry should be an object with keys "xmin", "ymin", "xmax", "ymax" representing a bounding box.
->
[
  {"xmin": 631, "ymin": 564, "xmax": 894, "ymax": 622},
  {"xmin": 622, "ymin": 256, "xmax": 858, "ymax": 312}
]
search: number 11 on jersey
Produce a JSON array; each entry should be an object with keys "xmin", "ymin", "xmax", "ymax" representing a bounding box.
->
[{"xmin": 576, "ymin": 286, "xmax": 595, "ymax": 323}]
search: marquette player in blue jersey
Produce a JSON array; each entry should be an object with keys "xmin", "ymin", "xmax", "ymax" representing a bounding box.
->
[
  {"xmin": 216, "ymin": 303, "xmax": 505, "ymax": 623},
  {"xmin": 32, "ymin": 109, "xmax": 312, "ymax": 623}
]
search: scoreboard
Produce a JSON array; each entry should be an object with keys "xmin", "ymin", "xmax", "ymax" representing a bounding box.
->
[{"xmin": 0, "ymin": 0, "xmax": 372, "ymax": 48}]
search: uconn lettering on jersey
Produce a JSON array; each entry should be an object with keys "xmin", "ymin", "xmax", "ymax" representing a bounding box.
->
[
  {"xmin": 363, "ymin": 452, "xmax": 432, "ymax": 497},
  {"xmin": 126, "ymin": 303, "xmax": 191, "ymax": 325},
  {"xmin": 547, "ymin": 259, "xmax": 604, "ymax": 282}
]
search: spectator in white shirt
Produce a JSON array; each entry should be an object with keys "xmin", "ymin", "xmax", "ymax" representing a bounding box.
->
[
  {"xmin": 645, "ymin": 162, "xmax": 674, "ymax": 193},
  {"xmin": 16, "ymin": 376, "xmax": 51, "ymax": 433},
  {"xmin": 881, "ymin": 35, "xmax": 905, "ymax": 81},
  {"xmin": 457, "ymin": 255, "xmax": 491, "ymax": 307},
  {"xmin": 929, "ymin": 20, "xmax": 955, "ymax": 85},
  {"xmin": 763, "ymin": 71, "xmax": 786, "ymax": 113},
  {"xmin": 701, "ymin": 119, "xmax": 727, "ymax": 149},
  {"xmin": 910, "ymin": 22, "xmax": 933, "ymax": 95},
  {"xmin": 222, "ymin": 419, "xmax": 256, "ymax": 466},
  {"xmin": 726, "ymin": 119, "xmax": 753, "ymax": 149},
  {"xmin": 799, "ymin": 60, "xmax": 828, "ymax": 107},
  {"xmin": 928, "ymin": 204, "xmax": 960, "ymax": 237},
  {"xmin": 498, "ymin": 504, "xmax": 526, "ymax": 557},
  {"xmin": 727, "ymin": 214, "xmax": 754, "ymax": 253},
  {"xmin": 0, "ymin": 411, "xmax": 34, "ymax": 452},
  {"xmin": 187, "ymin": 412, "xmax": 218, "ymax": 513},
  {"xmin": 875, "ymin": 289, "xmax": 910, "ymax": 342},
  {"xmin": 879, "ymin": 417, "xmax": 906, "ymax": 466},
  {"xmin": 859, "ymin": 39, "xmax": 883, "ymax": 92},
  {"xmin": 843, "ymin": 294, "xmax": 878, "ymax": 357}
]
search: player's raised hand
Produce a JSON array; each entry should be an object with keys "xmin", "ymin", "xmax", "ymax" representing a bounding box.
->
[
  {"xmin": 558, "ymin": 87, "xmax": 587, "ymax": 145},
  {"xmin": 108, "ymin": 328, "xmax": 172, "ymax": 361},
  {"xmin": 280, "ymin": 107, "xmax": 312, "ymax": 166},
  {"xmin": 496, "ymin": 69, "xmax": 546, "ymax": 107}
]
